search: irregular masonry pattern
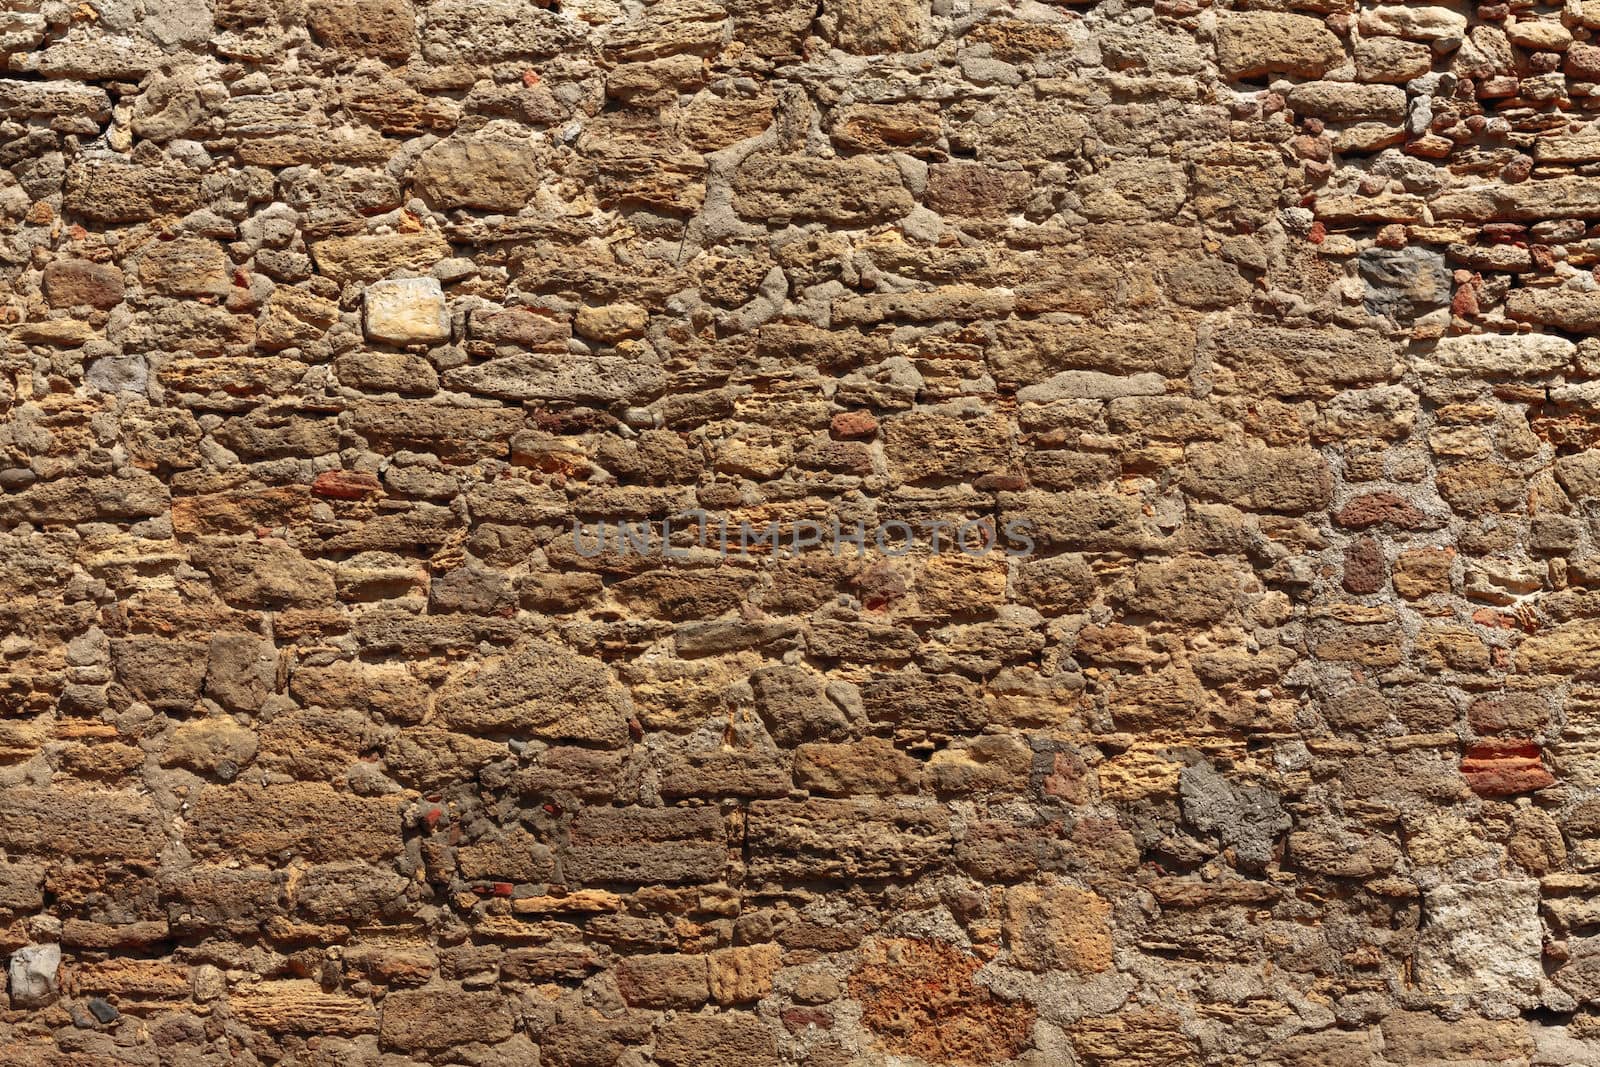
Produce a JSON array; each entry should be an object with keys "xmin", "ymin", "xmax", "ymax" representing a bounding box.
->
[{"xmin": 6, "ymin": 0, "xmax": 1600, "ymax": 1064}]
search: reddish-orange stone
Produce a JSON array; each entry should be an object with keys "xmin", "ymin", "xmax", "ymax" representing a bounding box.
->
[
  {"xmin": 1461, "ymin": 740, "xmax": 1556, "ymax": 797},
  {"xmin": 311, "ymin": 470, "xmax": 382, "ymax": 500},
  {"xmin": 830, "ymin": 411, "xmax": 878, "ymax": 440}
]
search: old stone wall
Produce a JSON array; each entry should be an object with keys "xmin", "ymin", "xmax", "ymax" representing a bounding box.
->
[{"xmin": 4, "ymin": 0, "xmax": 1600, "ymax": 1063}]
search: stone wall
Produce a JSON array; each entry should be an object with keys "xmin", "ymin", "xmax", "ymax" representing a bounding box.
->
[{"xmin": 3, "ymin": 0, "xmax": 1600, "ymax": 1063}]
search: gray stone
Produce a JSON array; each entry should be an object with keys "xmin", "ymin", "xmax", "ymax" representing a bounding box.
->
[
  {"xmin": 85, "ymin": 353, "xmax": 148, "ymax": 394},
  {"xmin": 1179, "ymin": 761, "xmax": 1290, "ymax": 871},
  {"xmin": 1358, "ymin": 247, "xmax": 1449, "ymax": 323},
  {"xmin": 9, "ymin": 943, "xmax": 60, "ymax": 1008}
]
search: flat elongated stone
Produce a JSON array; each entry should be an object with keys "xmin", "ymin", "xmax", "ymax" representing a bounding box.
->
[
  {"xmin": 732, "ymin": 155, "xmax": 913, "ymax": 223},
  {"xmin": 1422, "ymin": 333, "xmax": 1574, "ymax": 374},
  {"xmin": 1432, "ymin": 176, "xmax": 1600, "ymax": 222},
  {"xmin": 1359, "ymin": 6, "xmax": 1469, "ymax": 41},
  {"xmin": 1287, "ymin": 82, "xmax": 1408, "ymax": 123},
  {"xmin": 1506, "ymin": 285, "xmax": 1600, "ymax": 332},
  {"xmin": 1461, "ymin": 741, "xmax": 1556, "ymax": 796}
]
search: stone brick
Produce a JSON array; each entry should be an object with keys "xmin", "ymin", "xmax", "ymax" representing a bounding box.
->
[
  {"xmin": 732, "ymin": 154, "xmax": 914, "ymax": 223},
  {"xmin": 307, "ymin": 0, "xmax": 416, "ymax": 60},
  {"xmin": 436, "ymin": 639, "xmax": 631, "ymax": 744},
  {"xmin": 925, "ymin": 163, "xmax": 1033, "ymax": 217},
  {"xmin": 1393, "ymin": 547, "xmax": 1453, "ymax": 598},
  {"xmin": 347, "ymin": 400, "xmax": 523, "ymax": 464},
  {"xmin": 1124, "ymin": 556, "xmax": 1242, "ymax": 623},
  {"xmin": 64, "ymin": 160, "xmax": 202, "ymax": 221},
  {"xmin": 1002, "ymin": 883, "xmax": 1113, "ymax": 973},
  {"xmin": 378, "ymin": 985, "xmax": 514, "ymax": 1050},
  {"xmin": 0, "ymin": 789, "xmax": 162, "ymax": 860},
  {"xmin": 850, "ymin": 938, "xmax": 1035, "ymax": 1064},
  {"xmin": 310, "ymin": 232, "xmax": 451, "ymax": 286},
  {"xmin": 827, "ymin": 0, "xmax": 928, "ymax": 54},
  {"xmin": 256, "ymin": 286, "xmax": 339, "ymax": 350},
  {"xmin": 1181, "ymin": 445, "xmax": 1333, "ymax": 514},
  {"xmin": 795, "ymin": 736, "xmax": 924, "ymax": 796},
  {"xmin": 1073, "ymin": 1009, "xmax": 1202, "ymax": 1067},
  {"xmin": 1380, "ymin": 1011, "xmax": 1531, "ymax": 1065},
  {"xmin": 883, "ymin": 410, "xmax": 1012, "ymax": 482},
  {"xmin": 43, "ymin": 259, "xmax": 123, "ymax": 308},
  {"xmin": 654, "ymin": 1013, "xmax": 780, "ymax": 1067},
  {"xmin": 363, "ymin": 276, "xmax": 449, "ymax": 345},
  {"xmin": 186, "ymin": 783, "xmax": 402, "ymax": 862},
  {"xmin": 615, "ymin": 953, "xmax": 709, "ymax": 1009},
  {"xmin": 1342, "ymin": 536, "xmax": 1386, "ymax": 594},
  {"xmin": 413, "ymin": 131, "xmax": 540, "ymax": 211},
  {"xmin": 1461, "ymin": 741, "xmax": 1556, "ymax": 796},
  {"xmin": 565, "ymin": 806, "xmax": 726, "ymax": 884},
  {"xmin": 230, "ymin": 981, "xmax": 378, "ymax": 1035},
  {"xmin": 190, "ymin": 540, "xmax": 336, "ymax": 609},
  {"xmin": 746, "ymin": 798, "xmax": 950, "ymax": 881},
  {"xmin": 708, "ymin": 943, "xmax": 780, "ymax": 1005},
  {"xmin": 1216, "ymin": 13, "xmax": 1342, "ymax": 80}
]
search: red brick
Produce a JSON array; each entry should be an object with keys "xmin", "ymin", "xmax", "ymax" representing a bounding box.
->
[{"xmin": 1461, "ymin": 740, "xmax": 1556, "ymax": 797}]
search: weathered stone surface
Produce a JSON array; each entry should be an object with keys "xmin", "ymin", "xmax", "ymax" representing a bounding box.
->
[
  {"xmin": 1506, "ymin": 285, "xmax": 1600, "ymax": 333},
  {"xmin": 1433, "ymin": 176, "xmax": 1600, "ymax": 222},
  {"xmin": 827, "ymin": 0, "xmax": 929, "ymax": 54},
  {"xmin": 436, "ymin": 638, "xmax": 631, "ymax": 743},
  {"xmin": 0, "ymin": 789, "xmax": 161, "ymax": 859},
  {"xmin": 1359, "ymin": 6, "xmax": 1469, "ymax": 41},
  {"xmin": 310, "ymin": 232, "xmax": 451, "ymax": 285},
  {"xmin": 1417, "ymin": 880, "xmax": 1542, "ymax": 999},
  {"xmin": 9, "ymin": 3, "xmax": 1600, "ymax": 1063},
  {"xmin": 307, "ymin": 0, "xmax": 416, "ymax": 60},
  {"xmin": 230, "ymin": 981, "xmax": 378, "ymax": 1035},
  {"xmin": 8, "ymin": 944, "xmax": 60, "ymax": 1008},
  {"xmin": 363, "ymin": 276, "xmax": 449, "ymax": 345},
  {"xmin": 413, "ymin": 131, "xmax": 540, "ymax": 211},
  {"xmin": 1002, "ymin": 883, "xmax": 1113, "ymax": 973},
  {"xmin": 1423, "ymin": 332, "xmax": 1573, "ymax": 375},
  {"xmin": 708, "ymin": 943, "xmax": 780, "ymax": 1004},
  {"xmin": 187, "ymin": 784, "xmax": 401, "ymax": 861},
  {"xmin": 446, "ymin": 348, "xmax": 665, "ymax": 405},
  {"xmin": 379, "ymin": 985, "xmax": 513, "ymax": 1050},
  {"xmin": 1359, "ymin": 246, "xmax": 1449, "ymax": 323},
  {"xmin": 64, "ymin": 160, "xmax": 201, "ymax": 221},
  {"xmin": 565, "ymin": 806, "xmax": 726, "ymax": 884},
  {"xmin": 1217, "ymin": 13, "xmax": 1343, "ymax": 80},
  {"xmin": 1356, "ymin": 36, "xmax": 1432, "ymax": 83},
  {"xmin": 1381, "ymin": 1012, "xmax": 1532, "ymax": 1065},
  {"xmin": 1181, "ymin": 445, "xmax": 1333, "ymax": 513},
  {"xmin": 851, "ymin": 938, "xmax": 1035, "ymax": 1064},
  {"xmin": 1462, "ymin": 741, "xmax": 1556, "ymax": 796},
  {"xmin": 191, "ymin": 540, "xmax": 335, "ymax": 608},
  {"xmin": 348, "ymin": 400, "xmax": 523, "ymax": 463},
  {"xmin": 796, "ymin": 736, "xmax": 924, "ymax": 795},
  {"xmin": 1287, "ymin": 82, "xmax": 1407, "ymax": 123},
  {"xmin": 747, "ymin": 799, "xmax": 950, "ymax": 880},
  {"xmin": 733, "ymin": 155, "xmax": 914, "ymax": 223},
  {"xmin": 616, "ymin": 953, "xmax": 710, "ymax": 1009},
  {"xmin": 43, "ymin": 259, "xmax": 123, "ymax": 308},
  {"xmin": 655, "ymin": 1013, "xmax": 780, "ymax": 1067},
  {"xmin": 256, "ymin": 286, "xmax": 340, "ymax": 351}
]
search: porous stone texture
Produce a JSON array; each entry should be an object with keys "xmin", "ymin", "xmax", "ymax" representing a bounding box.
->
[{"xmin": 4, "ymin": 0, "xmax": 1600, "ymax": 1065}]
